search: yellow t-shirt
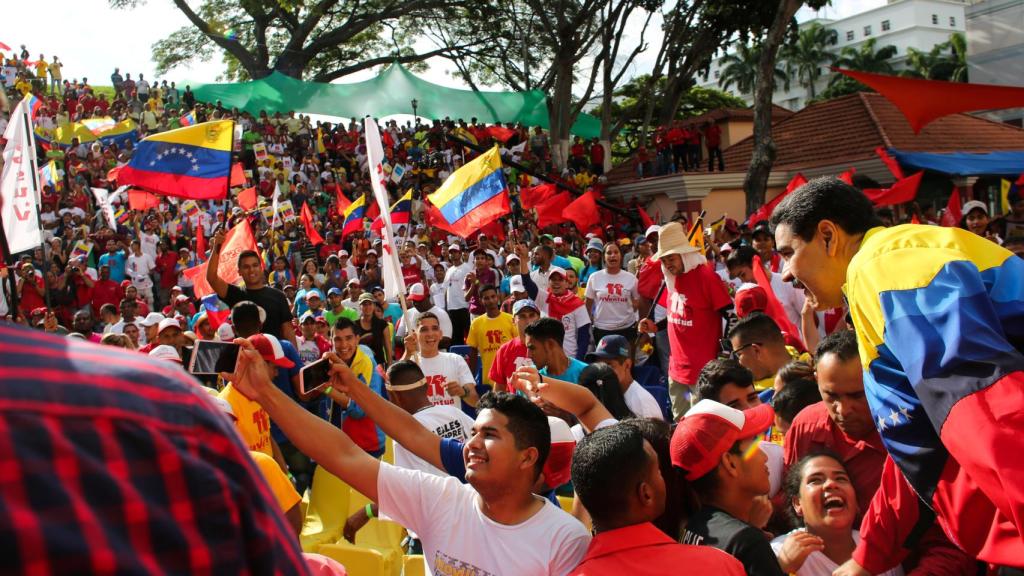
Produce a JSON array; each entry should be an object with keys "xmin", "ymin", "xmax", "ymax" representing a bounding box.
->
[
  {"xmin": 250, "ymin": 451, "xmax": 301, "ymax": 513},
  {"xmin": 48, "ymin": 61, "xmax": 61, "ymax": 79},
  {"xmin": 220, "ymin": 384, "xmax": 273, "ymax": 456},
  {"xmin": 466, "ymin": 312, "xmax": 517, "ymax": 387},
  {"xmin": 34, "ymin": 61, "xmax": 48, "ymax": 77}
]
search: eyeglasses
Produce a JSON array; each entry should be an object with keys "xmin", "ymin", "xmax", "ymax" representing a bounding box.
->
[{"xmin": 730, "ymin": 342, "xmax": 760, "ymax": 360}]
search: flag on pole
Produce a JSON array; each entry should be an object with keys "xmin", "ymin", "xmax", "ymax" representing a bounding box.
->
[
  {"xmin": 196, "ymin": 220, "xmax": 207, "ymax": 261},
  {"xmin": 753, "ymin": 255, "xmax": 804, "ymax": 350},
  {"xmin": 117, "ymin": 120, "xmax": 234, "ymax": 200},
  {"xmin": 875, "ymin": 147, "xmax": 905, "ymax": 179},
  {"xmin": 371, "ymin": 189, "xmax": 414, "ymax": 234},
  {"xmin": 688, "ymin": 213, "xmax": 706, "ymax": 255},
  {"xmin": 862, "ymin": 172, "xmax": 924, "ymax": 207},
  {"xmin": 748, "ymin": 173, "xmax": 807, "ymax": 226},
  {"xmin": 39, "ymin": 160, "xmax": 62, "ymax": 192},
  {"xmin": 341, "ymin": 194, "xmax": 367, "ymax": 238},
  {"xmin": 301, "ymin": 201, "xmax": 325, "ymax": 246},
  {"xmin": 128, "ymin": 188, "xmax": 160, "ymax": 211},
  {"xmin": 561, "ymin": 190, "xmax": 601, "ymax": 233},
  {"xmin": 182, "ymin": 219, "xmax": 259, "ymax": 299},
  {"xmin": 1, "ymin": 95, "xmax": 42, "ymax": 255},
  {"xmin": 237, "ymin": 186, "xmax": 258, "ymax": 211},
  {"xmin": 201, "ymin": 294, "xmax": 230, "ymax": 329},
  {"xmin": 179, "ymin": 110, "xmax": 197, "ymax": 126},
  {"xmin": 520, "ymin": 183, "xmax": 557, "ymax": 209},
  {"xmin": 364, "ymin": 117, "xmax": 408, "ymax": 302},
  {"xmin": 428, "ymin": 146, "xmax": 510, "ymax": 237},
  {"xmin": 1000, "ymin": 179, "xmax": 1013, "ymax": 215},
  {"xmin": 940, "ymin": 187, "xmax": 962, "ymax": 227},
  {"xmin": 838, "ymin": 167, "xmax": 856, "ymax": 184},
  {"xmin": 271, "ymin": 181, "xmax": 281, "ymax": 229}
]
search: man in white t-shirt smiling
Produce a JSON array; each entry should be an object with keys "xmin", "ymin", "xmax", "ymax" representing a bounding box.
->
[
  {"xmin": 221, "ymin": 340, "xmax": 590, "ymax": 576},
  {"xmin": 404, "ymin": 312, "xmax": 478, "ymax": 410}
]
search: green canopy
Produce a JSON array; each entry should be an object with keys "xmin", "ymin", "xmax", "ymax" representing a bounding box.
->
[{"xmin": 191, "ymin": 64, "xmax": 601, "ymax": 138}]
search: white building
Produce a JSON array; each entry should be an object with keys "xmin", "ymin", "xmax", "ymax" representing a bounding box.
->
[
  {"xmin": 966, "ymin": 0, "xmax": 1024, "ymax": 125},
  {"xmin": 697, "ymin": 0, "xmax": 968, "ymax": 110}
]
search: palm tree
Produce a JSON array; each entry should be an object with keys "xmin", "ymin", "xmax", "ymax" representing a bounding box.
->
[
  {"xmin": 782, "ymin": 23, "xmax": 838, "ymax": 100},
  {"xmin": 823, "ymin": 38, "xmax": 897, "ymax": 97},
  {"xmin": 905, "ymin": 33, "xmax": 967, "ymax": 82},
  {"xmin": 717, "ymin": 42, "xmax": 788, "ymax": 96}
]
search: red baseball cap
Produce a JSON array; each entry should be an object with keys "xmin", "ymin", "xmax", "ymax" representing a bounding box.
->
[
  {"xmin": 670, "ymin": 400, "xmax": 774, "ymax": 481},
  {"xmin": 248, "ymin": 334, "xmax": 295, "ymax": 368},
  {"xmin": 542, "ymin": 417, "xmax": 576, "ymax": 490},
  {"xmin": 734, "ymin": 285, "xmax": 768, "ymax": 318}
]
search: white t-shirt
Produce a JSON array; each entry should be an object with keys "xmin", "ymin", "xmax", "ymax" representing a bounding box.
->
[
  {"xmin": 377, "ymin": 463, "xmax": 591, "ymax": 576},
  {"xmin": 770, "ymin": 530, "xmax": 904, "ymax": 576},
  {"xmin": 444, "ymin": 262, "xmax": 473, "ymax": 310},
  {"xmin": 126, "ymin": 253, "xmax": 156, "ymax": 286},
  {"xmin": 396, "ymin": 306, "xmax": 453, "ymax": 339},
  {"xmin": 558, "ymin": 306, "xmax": 590, "ymax": 359},
  {"xmin": 763, "ymin": 440, "xmax": 784, "ymax": 499},
  {"xmin": 623, "ymin": 381, "xmax": 664, "ymax": 420},
  {"xmin": 770, "ymin": 271, "xmax": 806, "ymax": 331},
  {"xmin": 396, "ymin": 405, "xmax": 475, "ymax": 477},
  {"xmin": 584, "ymin": 269, "xmax": 639, "ymax": 330},
  {"xmin": 139, "ymin": 231, "xmax": 160, "ymax": 261},
  {"xmin": 415, "ymin": 351, "xmax": 475, "ymax": 409}
]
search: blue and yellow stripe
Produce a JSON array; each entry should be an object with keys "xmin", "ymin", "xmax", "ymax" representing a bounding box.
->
[{"xmin": 428, "ymin": 146, "xmax": 507, "ymax": 225}]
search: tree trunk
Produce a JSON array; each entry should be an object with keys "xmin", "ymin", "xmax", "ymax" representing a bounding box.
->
[
  {"xmin": 657, "ymin": 74, "xmax": 693, "ymax": 126},
  {"xmin": 548, "ymin": 58, "xmax": 575, "ymax": 171},
  {"xmin": 743, "ymin": 0, "xmax": 803, "ymax": 216}
]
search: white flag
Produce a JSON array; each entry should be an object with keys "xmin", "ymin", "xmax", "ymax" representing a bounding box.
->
[
  {"xmin": 364, "ymin": 117, "xmax": 406, "ymax": 302},
  {"xmin": 271, "ymin": 180, "xmax": 281, "ymax": 229},
  {"xmin": 1, "ymin": 96, "xmax": 42, "ymax": 255},
  {"xmin": 91, "ymin": 187, "xmax": 118, "ymax": 230}
]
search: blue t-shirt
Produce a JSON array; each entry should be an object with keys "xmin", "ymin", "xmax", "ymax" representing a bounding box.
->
[
  {"xmin": 540, "ymin": 357, "xmax": 588, "ymax": 384},
  {"xmin": 384, "ymin": 303, "xmax": 402, "ymax": 326},
  {"xmin": 99, "ymin": 251, "xmax": 127, "ymax": 283},
  {"xmin": 552, "ymin": 255, "xmax": 572, "ymax": 271}
]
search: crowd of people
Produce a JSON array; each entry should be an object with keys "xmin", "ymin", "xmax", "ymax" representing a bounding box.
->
[{"xmin": 3, "ymin": 42, "xmax": 1024, "ymax": 576}]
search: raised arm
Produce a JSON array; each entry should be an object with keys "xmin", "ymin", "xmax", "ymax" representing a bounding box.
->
[
  {"xmin": 513, "ymin": 365, "xmax": 613, "ymax": 433},
  {"xmin": 206, "ymin": 229, "xmax": 230, "ymax": 299},
  {"xmin": 222, "ymin": 341, "xmax": 379, "ymax": 501}
]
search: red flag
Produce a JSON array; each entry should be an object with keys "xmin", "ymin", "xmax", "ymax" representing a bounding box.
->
[
  {"xmin": 230, "ymin": 162, "xmax": 246, "ymax": 187},
  {"xmin": 334, "ymin": 188, "xmax": 352, "ymax": 217},
  {"xmin": 536, "ymin": 191, "xmax": 572, "ymax": 228},
  {"xmin": 562, "ymin": 191, "xmax": 601, "ymax": 233},
  {"xmin": 838, "ymin": 167, "xmax": 856, "ymax": 184},
  {"xmin": 364, "ymin": 198, "xmax": 380, "ymax": 222},
  {"xmin": 748, "ymin": 173, "xmax": 807, "ymax": 226},
  {"xmin": 638, "ymin": 204, "xmax": 655, "ymax": 229},
  {"xmin": 520, "ymin": 183, "xmax": 558, "ymax": 209},
  {"xmin": 183, "ymin": 220, "xmax": 259, "ymax": 299},
  {"xmin": 911, "ymin": 213, "xmax": 922, "ymax": 224},
  {"xmin": 862, "ymin": 171, "xmax": 924, "ymax": 207},
  {"xmin": 195, "ymin": 221, "xmax": 207, "ymax": 261},
  {"xmin": 940, "ymin": 187, "xmax": 962, "ymax": 227},
  {"xmin": 753, "ymin": 255, "xmax": 804, "ymax": 350},
  {"xmin": 1016, "ymin": 173, "xmax": 1024, "ymax": 187},
  {"xmin": 875, "ymin": 147, "xmax": 905, "ymax": 179},
  {"xmin": 237, "ymin": 186, "xmax": 257, "ymax": 211},
  {"xmin": 127, "ymin": 189, "xmax": 160, "ymax": 211},
  {"xmin": 486, "ymin": 125, "xmax": 516, "ymax": 143},
  {"xmin": 301, "ymin": 202, "xmax": 325, "ymax": 246},
  {"xmin": 477, "ymin": 218, "xmax": 507, "ymax": 242},
  {"xmin": 424, "ymin": 201, "xmax": 458, "ymax": 235}
]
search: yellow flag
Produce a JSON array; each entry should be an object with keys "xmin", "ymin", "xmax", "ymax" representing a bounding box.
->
[
  {"xmin": 1001, "ymin": 179, "xmax": 1012, "ymax": 214},
  {"xmin": 688, "ymin": 216, "xmax": 706, "ymax": 254}
]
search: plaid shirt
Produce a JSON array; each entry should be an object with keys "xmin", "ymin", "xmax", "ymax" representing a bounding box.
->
[{"xmin": 0, "ymin": 323, "xmax": 310, "ymax": 575}]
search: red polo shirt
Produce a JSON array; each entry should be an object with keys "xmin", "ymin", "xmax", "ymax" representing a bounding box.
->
[
  {"xmin": 569, "ymin": 522, "xmax": 745, "ymax": 576},
  {"xmin": 784, "ymin": 401, "xmax": 887, "ymax": 520}
]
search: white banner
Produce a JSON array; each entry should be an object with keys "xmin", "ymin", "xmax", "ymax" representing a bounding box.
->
[
  {"xmin": 1, "ymin": 97, "xmax": 42, "ymax": 255},
  {"xmin": 364, "ymin": 117, "xmax": 406, "ymax": 303},
  {"xmin": 91, "ymin": 187, "xmax": 118, "ymax": 230}
]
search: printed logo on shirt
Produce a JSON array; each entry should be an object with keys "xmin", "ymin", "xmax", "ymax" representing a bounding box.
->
[
  {"xmin": 433, "ymin": 552, "xmax": 494, "ymax": 576},
  {"xmin": 425, "ymin": 374, "xmax": 455, "ymax": 406},
  {"xmin": 668, "ymin": 293, "xmax": 693, "ymax": 327},
  {"xmin": 680, "ymin": 530, "xmax": 704, "ymax": 546},
  {"xmin": 434, "ymin": 420, "xmax": 467, "ymax": 440}
]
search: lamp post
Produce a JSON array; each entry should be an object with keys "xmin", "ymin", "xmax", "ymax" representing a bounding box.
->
[{"xmin": 411, "ymin": 98, "xmax": 418, "ymax": 126}]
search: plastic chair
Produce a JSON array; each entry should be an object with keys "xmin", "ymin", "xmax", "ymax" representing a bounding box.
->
[
  {"xmin": 318, "ymin": 543, "xmax": 390, "ymax": 576},
  {"xmin": 346, "ymin": 489, "xmax": 407, "ymax": 554},
  {"xmin": 642, "ymin": 385, "xmax": 673, "ymax": 422},
  {"xmin": 383, "ymin": 436, "xmax": 395, "ymax": 465},
  {"xmin": 300, "ymin": 466, "xmax": 351, "ymax": 553},
  {"xmin": 403, "ymin": 554, "xmax": 426, "ymax": 576}
]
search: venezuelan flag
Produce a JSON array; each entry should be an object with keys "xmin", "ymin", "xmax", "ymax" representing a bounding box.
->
[
  {"xmin": 371, "ymin": 189, "xmax": 413, "ymax": 233},
  {"xmin": 95, "ymin": 119, "xmax": 138, "ymax": 149},
  {"xmin": 341, "ymin": 194, "xmax": 367, "ymax": 238},
  {"xmin": 428, "ymin": 146, "xmax": 509, "ymax": 237},
  {"xmin": 118, "ymin": 120, "xmax": 234, "ymax": 200},
  {"xmin": 180, "ymin": 110, "xmax": 197, "ymax": 127}
]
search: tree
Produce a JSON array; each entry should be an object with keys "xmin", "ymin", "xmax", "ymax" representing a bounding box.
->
[
  {"xmin": 113, "ymin": 0, "xmax": 489, "ymax": 81},
  {"xmin": 905, "ymin": 33, "xmax": 967, "ymax": 82},
  {"xmin": 781, "ymin": 22, "xmax": 837, "ymax": 100},
  {"xmin": 821, "ymin": 37, "xmax": 898, "ymax": 98},
  {"xmin": 717, "ymin": 42, "xmax": 788, "ymax": 95},
  {"xmin": 742, "ymin": 0, "xmax": 827, "ymax": 217}
]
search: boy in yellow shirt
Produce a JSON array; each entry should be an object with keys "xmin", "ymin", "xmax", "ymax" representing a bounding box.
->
[{"xmin": 466, "ymin": 284, "xmax": 517, "ymax": 388}]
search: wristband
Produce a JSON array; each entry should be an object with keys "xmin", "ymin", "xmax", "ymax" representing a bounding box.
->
[
  {"xmin": 365, "ymin": 503, "xmax": 375, "ymax": 519},
  {"xmin": 462, "ymin": 384, "xmax": 471, "ymax": 398},
  {"xmin": 324, "ymin": 386, "xmax": 333, "ymax": 396}
]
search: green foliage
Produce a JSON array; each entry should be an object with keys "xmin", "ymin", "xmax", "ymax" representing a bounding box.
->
[
  {"xmin": 904, "ymin": 33, "xmax": 967, "ymax": 82},
  {"xmin": 818, "ymin": 38, "xmax": 897, "ymax": 100},
  {"xmin": 781, "ymin": 23, "xmax": 837, "ymax": 99},
  {"xmin": 717, "ymin": 42, "xmax": 789, "ymax": 96}
]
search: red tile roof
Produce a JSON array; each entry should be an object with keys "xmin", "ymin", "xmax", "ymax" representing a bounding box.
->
[{"xmin": 721, "ymin": 92, "xmax": 1024, "ymax": 171}]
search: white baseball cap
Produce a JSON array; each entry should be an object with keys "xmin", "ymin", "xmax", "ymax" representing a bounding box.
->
[
  {"xmin": 408, "ymin": 282, "xmax": 427, "ymax": 302},
  {"xmin": 149, "ymin": 345, "xmax": 181, "ymax": 363},
  {"xmin": 547, "ymin": 266, "xmax": 568, "ymax": 279},
  {"xmin": 509, "ymin": 275, "xmax": 526, "ymax": 293},
  {"xmin": 157, "ymin": 318, "xmax": 183, "ymax": 335},
  {"xmin": 140, "ymin": 312, "xmax": 165, "ymax": 327}
]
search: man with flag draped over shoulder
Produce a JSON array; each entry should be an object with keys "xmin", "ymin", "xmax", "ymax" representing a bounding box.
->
[{"xmin": 771, "ymin": 177, "xmax": 1024, "ymax": 574}]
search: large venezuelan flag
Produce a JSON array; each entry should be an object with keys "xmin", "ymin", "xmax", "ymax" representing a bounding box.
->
[
  {"xmin": 428, "ymin": 146, "xmax": 509, "ymax": 237},
  {"xmin": 846, "ymin": 224, "xmax": 1024, "ymax": 568},
  {"xmin": 118, "ymin": 120, "xmax": 233, "ymax": 200},
  {"xmin": 341, "ymin": 194, "xmax": 367, "ymax": 238}
]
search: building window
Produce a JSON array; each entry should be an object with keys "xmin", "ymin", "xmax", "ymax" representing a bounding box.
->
[
  {"xmin": 932, "ymin": 14, "xmax": 939, "ymax": 24},
  {"xmin": 714, "ymin": 70, "xmax": 720, "ymax": 79},
  {"xmin": 846, "ymin": 30, "xmax": 854, "ymax": 41},
  {"xmin": 881, "ymin": 20, "xmax": 891, "ymax": 31},
  {"xmin": 864, "ymin": 25, "xmax": 872, "ymax": 36},
  {"xmin": 950, "ymin": 16, "xmax": 956, "ymax": 26}
]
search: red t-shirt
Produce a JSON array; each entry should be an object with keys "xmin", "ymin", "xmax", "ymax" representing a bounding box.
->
[
  {"xmin": 91, "ymin": 279, "xmax": 123, "ymax": 316},
  {"xmin": 488, "ymin": 337, "xmax": 529, "ymax": 393},
  {"xmin": 590, "ymin": 144, "xmax": 605, "ymax": 165},
  {"xmin": 19, "ymin": 277, "xmax": 46, "ymax": 314},
  {"xmin": 401, "ymin": 263, "xmax": 423, "ymax": 288},
  {"xmin": 666, "ymin": 263, "xmax": 731, "ymax": 385},
  {"xmin": 666, "ymin": 128, "xmax": 684, "ymax": 146},
  {"xmin": 571, "ymin": 144, "xmax": 585, "ymax": 158},
  {"xmin": 703, "ymin": 124, "xmax": 722, "ymax": 148},
  {"xmin": 156, "ymin": 252, "xmax": 179, "ymax": 289}
]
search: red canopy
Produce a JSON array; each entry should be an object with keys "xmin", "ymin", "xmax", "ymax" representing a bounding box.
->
[{"xmin": 835, "ymin": 69, "xmax": 1024, "ymax": 133}]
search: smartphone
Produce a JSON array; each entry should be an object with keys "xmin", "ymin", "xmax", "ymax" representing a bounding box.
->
[
  {"xmin": 300, "ymin": 358, "xmax": 332, "ymax": 396},
  {"xmin": 188, "ymin": 340, "xmax": 240, "ymax": 375}
]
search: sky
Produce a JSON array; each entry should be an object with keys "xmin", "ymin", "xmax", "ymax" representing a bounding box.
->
[{"xmin": 4, "ymin": 0, "xmax": 887, "ymax": 92}]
